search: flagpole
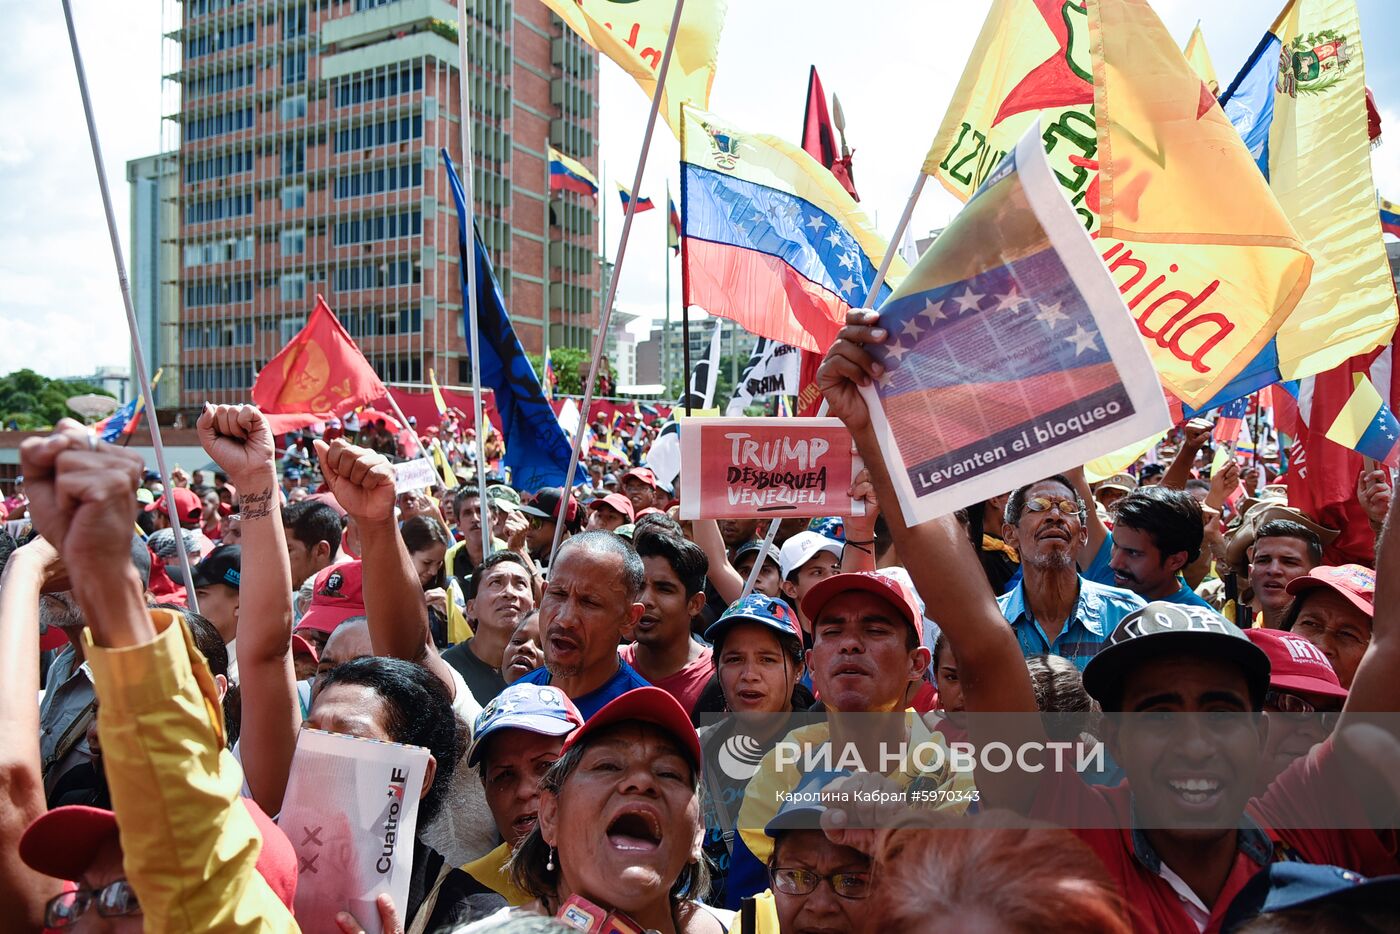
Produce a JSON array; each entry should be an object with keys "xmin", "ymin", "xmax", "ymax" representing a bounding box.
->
[
  {"xmin": 457, "ymin": 0, "xmax": 492, "ymax": 562},
  {"xmin": 739, "ymin": 517, "xmax": 783, "ymax": 599},
  {"xmin": 60, "ymin": 0, "xmax": 199, "ymax": 615},
  {"xmin": 663, "ymin": 178, "xmax": 672, "ymax": 392},
  {"xmin": 547, "ymin": 0, "xmax": 688, "ymax": 570},
  {"xmin": 542, "ymin": 146, "xmax": 551, "ymax": 365},
  {"xmin": 679, "ymin": 104, "xmax": 694, "ymax": 417},
  {"xmin": 866, "ymin": 173, "xmax": 927, "ymax": 304}
]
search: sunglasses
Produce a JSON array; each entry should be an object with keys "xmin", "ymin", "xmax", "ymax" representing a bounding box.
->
[
  {"xmin": 1024, "ymin": 496, "xmax": 1081, "ymax": 517},
  {"xmin": 46, "ymin": 880, "xmax": 140, "ymax": 927},
  {"xmin": 1264, "ymin": 690, "xmax": 1341, "ymax": 731}
]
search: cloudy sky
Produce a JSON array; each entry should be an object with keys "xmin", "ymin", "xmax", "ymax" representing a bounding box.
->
[{"xmin": 3, "ymin": 0, "xmax": 1398, "ymax": 378}]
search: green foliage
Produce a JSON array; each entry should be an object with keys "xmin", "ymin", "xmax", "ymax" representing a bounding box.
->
[
  {"xmin": 525, "ymin": 346, "xmax": 615, "ymax": 398},
  {"xmin": 0, "ymin": 369, "xmax": 115, "ymax": 430},
  {"xmin": 666, "ymin": 353, "xmax": 745, "ymax": 407}
]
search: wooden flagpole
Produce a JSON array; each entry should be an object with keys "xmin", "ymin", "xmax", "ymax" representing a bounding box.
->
[
  {"xmin": 61, "ymin": 0, "xmax": 200, "ymax": 615},
  {"xmin": 547, "ymin": 0, "xmax": 688, "ymax": 570}
]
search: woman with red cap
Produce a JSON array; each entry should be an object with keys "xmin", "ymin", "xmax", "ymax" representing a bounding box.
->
[{"xmin": 464, "ymin": 687, "xmax": 733, "ymax": 932}]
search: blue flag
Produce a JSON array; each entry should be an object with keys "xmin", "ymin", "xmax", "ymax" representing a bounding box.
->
[{"xmin": 442, "ymin": 150, "xmax": 585, "ymax": 490}]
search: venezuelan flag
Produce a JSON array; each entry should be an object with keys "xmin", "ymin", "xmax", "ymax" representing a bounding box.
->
[
  {"xmin": 94, "ymin": 368, "xmax": 163, "ymax": 442},
  {"xmin": 1324, "ymin": 373, "xmax": 1400, "ymax": 466},
  {"xmin": 1206, "ymin": 0, "xmax": 1396, "ymax": 408},
  {"xmin": 680, "ymin": 105, "xmax": 905, "ymax": 355},
  {"xmin": 549, "ymin": 147, "xmax": 599, "ymax": 197},
  {"xmin": 429, "ymin": 368, "xmax": 449, "ymax": 416},
  {"xmin": 668, "ymin": 197, "xmax": 682, "ymax": 254},
  {"xmin": 1382, "ymin": 196, "xmax": 1400, "ymax": 238},
  {"xmin": 617, "ymin": 183, "xmax": 655, "ymax": 213},
  {"xmin": 1212, "ymin": 397, "xmax": 1249, "ymax": 446}
]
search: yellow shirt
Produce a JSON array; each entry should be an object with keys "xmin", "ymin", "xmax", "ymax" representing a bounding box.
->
[
  {"xmin": 462, "ymin": 841, "xmax": 532, "ymax": 906},
  {"xmin": 84, "ymin": 609, "xmax": 298, "ymax": 933},
  {"xmin": 734, "ymin": 711, "xmax": 976, "ymax": 865}
]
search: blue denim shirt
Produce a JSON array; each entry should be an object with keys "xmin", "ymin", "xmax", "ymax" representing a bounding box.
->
[{"xmin": 997, "ymin": 574, "xmax": 1145, "ymax": 670}]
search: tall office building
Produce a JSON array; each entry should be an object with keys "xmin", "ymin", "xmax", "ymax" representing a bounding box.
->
[
  {"xmin": 168, "ymin": 0, "xmax": 600, "ymax": 407},
  {"xmin": 127, "ymin": 152, "xmax": 182, "ymax": 407}
]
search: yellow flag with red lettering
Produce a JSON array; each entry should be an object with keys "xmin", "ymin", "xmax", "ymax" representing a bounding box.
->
[
  {"xmin": 539, "ymin": 0, "xmax": 726, "ymax": 135},
  {"xmin": 1183, "ymin": 23, "xmax": 1220, "ymax": 95},
  {"xmin": 922, "ymin": 0, "xmax": 1312, "ymax": 407}
]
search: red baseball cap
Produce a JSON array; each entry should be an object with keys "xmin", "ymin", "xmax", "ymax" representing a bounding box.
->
[
  {"xmin": 801, "ymin": 570, "xmax": 925, "ymax": 644},
  {"xmin": 144, "ymin": 486, "xmax": 203, "ymax": 525},
  {"xmin": 1245, "ymin": 628, "xmax": 1348, "ymax": 699},
  {"xmin": 560, "ymin": 687, "xmax": 702, "ymax": 770},
  {"xmin": 591, "ymin": 492, "xmax": 636, "ymax": 523},
  {"xmin": 20, "ymin": 799, "xmax": 296, "ymax": 908},
  {"xmin": 1285, "ymin": 564, "xmax": 1375, "ymax": 618},
  {"xmin": 290, "ymin": 632, "xmax": 320, "ymax": 663},
  {"xmin": 295, "ymin": 561, "xmax": 365, "ymax": 634},
  {"xmin": 622, "ymin": 467, "xmax": 660, "ymax": 489}
]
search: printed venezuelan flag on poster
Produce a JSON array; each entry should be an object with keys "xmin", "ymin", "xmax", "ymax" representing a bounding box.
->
[
  {"xmin": 1208, "ymin": 0, "xmax": 1396, "ymax": 407},
  {"xmin": 922, "ymin": 0, "xmax": 1311, "ymax": 408},
  {"xmin": 539, "ymin": 0, "xmax": 726, "ymax": 135},
  {"xmin": 679, "ymin": 105, "xmax": 906, "ymax": 354}
]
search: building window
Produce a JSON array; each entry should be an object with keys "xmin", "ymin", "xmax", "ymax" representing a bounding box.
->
[
  {"xmin": 183, "ymin": 234, "xmax": 255, "ymax": 267},
  {"xmin": 334, "ymin": 162, "xmax": 422, "ymax": 198},
  {"xmin": 333, "ymin": 210, "xmax": 422, "ymax": 246},
  {"xmin": 281, "ymin": 141, "xmax": 305, "ymax": 176},
  {"xmin": 280, "ymin": 228, "xmax": 305, "ymax": 256},
  {"xmin": 280, "ymin": 94, "xmax": 307, "ymax": 121},
  {"xmin": 281, "ymin": 185, "xmax": 306, "ymax": 210},
  {"xmin": 280, "ymin": 273, "xmax": 307, "ymax": 301},
  {"xmin": 334, "ymin": 259, "xmax": 421, "ymax": 292},
  {"xmin": 185, "ymin": 106, "xmax": 254, "ymax": 142},
  {"xmin": 185, "ymin": 278, "xmax": 254, "ymax": 307},
  {"xmin": 333, "ymin": 115, "xmax": 423, "ymax": 153},
  {"xmin": 333, "ymin": 64, "xmax": 423, "ymax": 107},
  {"xmin": 282, "ymin": 50, "xmax": 307, "ymax": 85},
  {"xmin": 184, "ymin": 192, "xmax": 254, "ymax": 224}
]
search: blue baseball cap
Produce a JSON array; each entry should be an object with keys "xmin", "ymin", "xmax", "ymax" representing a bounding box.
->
[
  {"xmin": 704, "ymin": 594, "xmax": 803, "ymax": 649},
  {"xmin": 1221, "ymin": 863, "xmax": 1400, "ymax": 932},
  {"xmin": 466, "ymin": 683, "xmax": 584, "ymax": 768},
  {"xmin": 764, "ymin": 770, "xmax": 852, "ymax": 836}
]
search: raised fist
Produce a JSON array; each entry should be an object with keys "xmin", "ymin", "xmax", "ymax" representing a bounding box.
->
[
  {"xmin": 198, "ymin": 404, "xmax": 277, "ymax": 483},
  {"xmin": 314, "ymin": 438, "xmax": 396, "ymax": 524}
]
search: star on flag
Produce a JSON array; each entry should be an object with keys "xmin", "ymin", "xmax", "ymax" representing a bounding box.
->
[
  {"xmin": 952, "ymin": 286, "xmax": 983, "ymax": 314},
  {"xmin": 825, "ymin": 230, "xmax": 843, "ymax": 248},
  {"xmin": 900, "ymin": 316, "xmax": 926, "ymax": 340},
  {"xmin": 806, "ymin": 215, "xmax": 827, "ymax": 233},
  {"xmin": 919, "ymin": 299, "xmax": 946, "ymax": 326},
  {"xmin": 837, "ymin": 252, "xmax": 857, "ymax": 270},
  {"xmin": 1065, "ymin": 324, "xmax": 1100, "ymax": 356},
  {"xmin": 992, "ymin": 287, "xmax": 1023, "ymax": 313},
  {"xmin": 1035, "ymin": 301, "xmax": 1068, "ymax": 329},
  {"xmin": 884, "ymin": 340, "xmax": 910, "ymax": 363},
  {"xmin": 837, "ymin": 275, "xmax": 856, "ymax": 296}
]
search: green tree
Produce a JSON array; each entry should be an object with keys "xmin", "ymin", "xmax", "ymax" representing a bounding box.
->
[
  {"xmin": 526, "ymin": 347, "xmax": 615, "ymax": 397},
  {"xmin": 0, "ymin": 369, "xmax": 115, "ymax": 430}
]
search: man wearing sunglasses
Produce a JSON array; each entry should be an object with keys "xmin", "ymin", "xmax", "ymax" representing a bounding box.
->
[
  {"xmin": 1245, "ymin": 628, "xmax": 1349, "ymax": 788},
  {"xmin": 997, "ymin": 477, "xmax": 1145, "ymax": 671}
]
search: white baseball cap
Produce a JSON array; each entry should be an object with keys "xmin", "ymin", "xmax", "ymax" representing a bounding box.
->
[{"xmin": 778, "ymin": 530, "xmax": 843, "ymax": 580}]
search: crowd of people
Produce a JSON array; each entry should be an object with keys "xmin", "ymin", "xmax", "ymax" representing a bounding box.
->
[{"xmin": 1, "ymin": 310, "xmax": 1398, "ymax": 933}]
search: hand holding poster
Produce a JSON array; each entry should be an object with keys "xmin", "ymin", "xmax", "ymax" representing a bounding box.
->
[
  {"xmin": 861, "ymin": 120, "xmax": 1170, "ymax": 526},
  {"xmin": 280, "ymin": 729, "xmax": 430, "ymax": 934},
  {"xmin": 679, "ymin": 417, "xmax": 865, "ymax": 520},
  {"xmin": 393, "ymin": 456, "xmax": 440, "ymax": 493}
]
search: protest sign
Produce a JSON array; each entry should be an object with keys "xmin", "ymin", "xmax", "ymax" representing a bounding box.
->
[
  {"xmin": 393, "ymin": 457, "xmax": 439, "ymax": 493},
  {"xmin": 862, "ymin": 120, "xmax": 1170, "ymax": 527},
  {"xmin": 280, "ymin": 728, "xmax": 430, "ymax": 934},
  {"xmin": 678, "ymin": 417, "xmax": 865, "ymax": 520},
  {"xmin": 726, "ymin": 337, "xmax": 803, "ymax": 415}
]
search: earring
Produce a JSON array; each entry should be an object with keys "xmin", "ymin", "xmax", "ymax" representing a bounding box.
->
[{"xmin": 546, "ymin": 847, "xmax": 555, "ymax": 871}]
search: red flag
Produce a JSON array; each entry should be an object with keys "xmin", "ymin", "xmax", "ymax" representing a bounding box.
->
[
  {"xmin": 252, "ymin": 295, "xmax": 388, "ymax": 416},
  {"xmin": 801, "ymin": 66, "xmax": 859, "ymax": 201},
  {"xmin": 794, "ymin": 346, "xmax": 824, "ymax": 418}
]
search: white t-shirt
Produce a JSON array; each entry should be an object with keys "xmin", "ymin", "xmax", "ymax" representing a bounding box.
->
[{"xmin": 418, "ymin": 664, "xmax": 497, "ymax": 865}]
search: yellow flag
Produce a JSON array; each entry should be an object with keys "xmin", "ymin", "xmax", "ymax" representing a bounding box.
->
[
  {"xmin": 922, "ymin": 0, "xmax": 1312, "ymax": 407},
  {"xmin": 539, "ymin": 0, "xmax": 726, "ymax": 135},
  {"xmin": 428, "ymin": 368, "xmax": 448, "ymax": 417},
  {"xmin": 1261, "ymin": 0, "xmax": 1397, "ymax": 382},
  {"xmin": 1183, "ymin": 23, "xmax": 1220, "ymax": 95},
  {"xmin": 1084, "ymin": 431, "xmax": 1165, "ymax": 482},
  {"xmin": 1092, "ymin": 0, "xmax": 1312, "ymax": 405}
]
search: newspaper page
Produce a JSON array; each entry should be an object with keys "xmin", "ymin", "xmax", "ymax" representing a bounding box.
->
[
  {"xmin": 860, "ymin": 119, "xmax": 1170, "ymax": 526},
  {"xmin": 280, "ymin": 728, "xmax": 430, "ymax": 934}
]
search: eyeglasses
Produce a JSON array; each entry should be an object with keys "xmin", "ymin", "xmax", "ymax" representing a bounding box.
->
[
  {"xmin": 1264, "ymin": 690, "xmax": 1341, "ymax": 731},
  {"xmin": 46, "ymin": 881, "xmax": 141, "ymax": 927},
  {"xmin": 770, "ymin": 867, "xmax": 872, "ymax": 900},
  {"xmin": 1024, "ymin": 497, "xmax": 1080, "ymax": 517}
]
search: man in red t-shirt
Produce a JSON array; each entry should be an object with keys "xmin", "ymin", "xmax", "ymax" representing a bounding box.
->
[
  {"xmin": 814, "ymin": 309, "xmax": 1400, "ymax": 933},
  {"xmin": 620, "ymin": 527, "xmax": 713, "ymax": 715}
]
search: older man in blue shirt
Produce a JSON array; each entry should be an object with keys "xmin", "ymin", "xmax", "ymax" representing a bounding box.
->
[{"xmin": 996, "ymin": 475, "xmax": 1143, "ymax": 670}]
